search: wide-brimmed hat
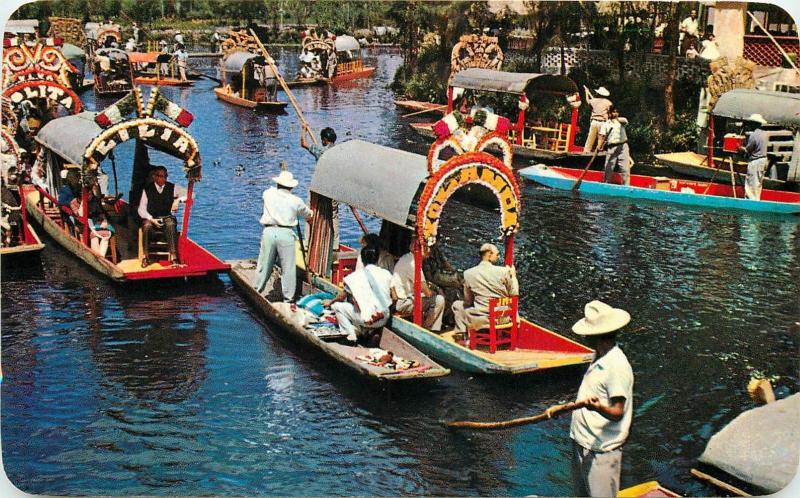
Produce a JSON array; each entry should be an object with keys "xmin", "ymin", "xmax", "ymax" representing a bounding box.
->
[
  {"xmin": 747, "ymin": 113, "xmax": 767, "ymax": 125},
  {"xmin": 572, "ymin": 300, "xmax": 631, "ymax": 336},
  {"xmin": 159, "ymin": 40, "xmax": 168, "ymax": 45},
  {"xmin": 596, "ymin": 86, "xmax": 611, "ymax": 97},
  {"xmin": 272, "ymin": 170, "xmax": 298, "ymax": 188}
]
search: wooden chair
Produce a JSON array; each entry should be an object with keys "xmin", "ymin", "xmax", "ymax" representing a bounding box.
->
[
  {"xmin": 138, "ymin": 226, "xmax": 170, "ymax": 263},
  {"xmin": 552, "ymin": 123, "xmax": 572, "ymax": 152},
  {"xmin": 468, "ymin": 296, "xmax": 519, "ymax": 354}
]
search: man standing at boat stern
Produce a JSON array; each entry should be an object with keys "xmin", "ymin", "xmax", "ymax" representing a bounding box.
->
[
  {"xmin": 253, "ymin": 169, "xmax": 313, "ymax": 302},
  {"xmin": 597, "ymin": 106, "xmax": 631, "ymax": 186},
  {"xmin": 549, "ymin": 300, "xmax": 634, "ymax": 498},
  {"xmin": 583, "ymin": 86, "xmax": 613, "ymax": 152},
  {"xmin": 739, "ymin": 114, "xmax": 769, "ymax": 200}
]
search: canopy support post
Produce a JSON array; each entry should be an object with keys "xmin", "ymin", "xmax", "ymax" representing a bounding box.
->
[
  {"xmin": 81, "ymin": 186, "xmax": 89, "ymax": 245},
  {"xmin": 446, "ymin": 86, "xmax": 454, "ymax": 114},
  {"xmin": 180, "ymin": 181, "xmax": 194, "ymax": 263},
  {"xmin": 19, "ymin": 185, "xmax": 30, "ymax": 245},
  {"xmin": 707, "ymin": 117, "xmax": 715, "ymax": 169},
  {"xmin": 569, "ymin": 106, "xmax": 579, "ymax": 151},
  {"xmin": 516, "ymin": 96, "xmax": 525, "ymax": 145},
  {"xmin": 413, "ymin": 238, "xmax": 423, "ymax": 326},
  {"xmin": 504, "ymin": 233, "xmax": 514, "ymax": 267}
]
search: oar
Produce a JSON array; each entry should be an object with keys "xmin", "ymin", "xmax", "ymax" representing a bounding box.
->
[
  {"xmin": 446, "ymin": 400, "xmax": 587, "ymax": 430},
  {"xmin": 571, "ymin": 149, "xmax": 600, "ymax": 192},
  {"xmin": 702, "ymin": 163, "xmax": 723, "ymax": 195},
  {"xmin": 401, "ymin": 105, "xmax": 447, "ymax": 119},
  {"xmin": 295, "ymin": 224, "xmax": 312, "ymax": 284},
  {"xmin": 727, "ymin": 156, "xmax": 738, "ymax": 199},
  {"xmin": 187, "ymin": 68, "xmax": 221, "ymax": 83}
]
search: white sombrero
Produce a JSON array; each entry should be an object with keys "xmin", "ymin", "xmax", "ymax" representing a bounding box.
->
[
  {"xmin": 272, "ymin": 170, "xmax": 298, "ymax": 188},
  {"xmin": 747, "ymin": 113, "xmax": 767, "ymax": 125},
  {"xmin": 596, "ymin": 86, "xmax": 611, "ymax": 97},
  {"xmin": 572, "ymin": 300, "xmax": 631, "ymax": 336}
]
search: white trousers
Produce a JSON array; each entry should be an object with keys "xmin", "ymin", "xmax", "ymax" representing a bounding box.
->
[
  {"xmin": 583, "ymin": 120, "xmax": 605, "ymax": 152},
  {"xmin": 572, "ymin": 442, "xmax": 622, "ymax": 498},
  {"xmin": 395, "ymin": 295, "xmax": 445, "ymax": 331},
  {"xmin": 331, "ymin": 302, "xmax": 388, "ymax": 342},
  {"xmin": 745, "ymin": 157, "xmax": 768, "ymax": 200}
]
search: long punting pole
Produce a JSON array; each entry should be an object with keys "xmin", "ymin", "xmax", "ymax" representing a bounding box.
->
[
  {"xmin": 516, "ymin": 96, "xmax": 525, "ymax": 145},
  {"xmin": 413, "ymin": 238, "xmax": 423, "ymax": 326},
  {"xmin": 179, "ymin": 181, "xmax": 194, "ymax": 262},
  {"xmin": 707, "ymin": 116, "xmax": 716, "ymax": 169},
  {"xmin": 446, "ymin": 86, "xmax": 454, "ymax": 114}
]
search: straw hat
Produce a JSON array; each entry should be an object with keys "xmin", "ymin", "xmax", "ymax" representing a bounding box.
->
[
  {"xmin": 572, "ymin": 300, "xmax": 631, "ymax": 336},
  {"xmin": 596, "ymin": 86, "xmax": 611, "ymax": 97},
  {"xmin": 747, "ymin": 113, "xmax": 767, "ymax": 125},
  {"xmin": 272, "ymin": 170, "xmax": 298, "ymax": 188}
]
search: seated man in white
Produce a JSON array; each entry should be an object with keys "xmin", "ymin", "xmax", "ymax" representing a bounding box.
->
[
  {"xmin": 391, "ymin": 242, "xmax": 444, "ymax": 331},
  {"xmin": 323, "ymin": 245, "xmax": 393, "ymax": 344}
]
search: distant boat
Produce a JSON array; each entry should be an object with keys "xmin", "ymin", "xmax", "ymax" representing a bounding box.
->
[
  {"xmin": 214, "ymin": 51, "xmax": 288, "ymax": 112},
  {"xmin": 128, "ymin": 52, "xmax": 194, "ymax": 87},
  {"xmin": 1, "ymin": 186, "xmax": 45, "ymax": 261},
  {"xmin": 519, "ymin": 164, "xmax": 800, "ymax": 215}
]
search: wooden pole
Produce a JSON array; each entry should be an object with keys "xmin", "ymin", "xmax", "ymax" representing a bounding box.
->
[
  {"xmin": 690, "ymin": 469, "xmax": 749, "ymax": 497},
  {"xmin": 446, "ymin": 401, "xmax": 587, "ymax": 430},
  {"xmin": 401, "ymin": 105, "xmax": 447, "ymax": 119},
  {"xmin": 728, "ymin": 156, "xmax": 738, "ymax": 199},
  {"xmin": 571, "ymin": 148, "xmax": 600, "ymax": 191},
  {"xmin": 413, "ymin": 238, "xmax": 423, "ymax": 326}
]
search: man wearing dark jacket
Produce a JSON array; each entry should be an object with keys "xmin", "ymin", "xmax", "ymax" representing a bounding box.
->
[{"xmin": 137, "ymin": 166, "xmax": 186, "ymax": 267}]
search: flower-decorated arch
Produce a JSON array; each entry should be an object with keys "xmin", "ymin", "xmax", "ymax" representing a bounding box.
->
[
  {"xmin": 416, "ymin": 148, "xmax": 520, "ymax": 248},
  {"xmin": 3, "ymin": 79, "xmax": 82, "ymax": 115},
  {"xmin": 1, "ymin": 96, "xmax": 18, "ymax": 133},
  {"xmin": 2, "ymin": 42, "xmax": 79, "ymax": 90}
]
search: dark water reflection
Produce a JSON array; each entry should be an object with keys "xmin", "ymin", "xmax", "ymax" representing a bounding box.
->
[{"xmin": 2, "ymin": 48, "xmax": 799, "ymax": 496}]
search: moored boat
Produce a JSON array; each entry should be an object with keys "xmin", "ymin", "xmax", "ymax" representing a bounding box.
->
[
  {"xmin": 519, "ymin": 164, "xmax": 800, "ymax": 215},
  {"xmin": 1, "ymin": 184, "xmax": 45, "ymax": 260},
  {"xmin": 296, "ymin": 31, "xmax": 375, "ymax": 85},
  {"xmin": 128, "ymin": 52, "xmax": 194, "ymax": 87},
  {"xmin": 618, "ymin": 481, "xmax": 680, "ymax": 497},
  {"xmin": 228, "ymin": 259, "xmax": 450, "ymax": 382},
  {"xmin": 91, "ymin": 47, "xmax": 134, "ymax": 97},
  {"xmin": 214, "ymin": 51, "xmax": 288, "ymax": 112},
  {"xmin": 302, "ymin": 138, "xmax": 595, "ymax": 375},
  {"xmin": 26, "ymin": 87, "xmax": 229, "ymax": 282}
]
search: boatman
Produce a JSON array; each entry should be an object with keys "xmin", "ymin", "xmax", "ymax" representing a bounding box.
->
[
  {"xmin": 253, "ymin": 168, "xmax": 314, "ymax": 302},
  {"xmin": 547, "ymin": 300, "xmax": 634, "ymax": 498},
  {"xmin": 451, "ymin": 243, "xmax": 518, "ymax": 335},
  {"xmin": 596, "ymin": 105, "xmax": 631, "ymax": 186},
  {"xmin": 138, "ymin": 166, "xmax": 187, "ymax": 267},
  {"xmin": 583, "ymin": 86, "xmax": 612, "ymax": 152},
  {"xmin": 739, "ymin": 113, "xmax": 769, "ymax": 200},
  {"xmin": 174, "ymin": 43, "xmax": 189, "ymax": 81},
  {"xmin": 301, "ymin": 125, "xmax": 339, "ymax": 261}
]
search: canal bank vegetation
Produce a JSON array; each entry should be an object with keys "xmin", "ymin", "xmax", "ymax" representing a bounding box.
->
[{"xmin": 391, "ymin": 1, "xmax": 705, "ymax": 163}]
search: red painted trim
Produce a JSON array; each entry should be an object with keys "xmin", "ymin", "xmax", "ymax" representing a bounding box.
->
[
  {"xmin": 707, "ymin": 118, "xmax": 715, "ymax": 169},
  {"xmin": 81, "ymin": 187, "xmax": 89, "ymax": 245},
  {"xmin": 447, "ymin": 86, "xmax": 454, "ymax": 114},
  {"xmin": 504, "ymin": 234, "xmax": 514, "ymax": 266},
  {"xmin": 516, "ymin": 97, "xmax": 525, "ymax": 145},
  {"xmin": 18, "ymin": 185, "xmax": 31, "ymax": 244},
  {"xmin": 569, "ymin": 107, "xmax": 579, "ymax": 151},
  {"xmin": 413, "ymin": 239, "xmax": 423, "ymax": 326}
]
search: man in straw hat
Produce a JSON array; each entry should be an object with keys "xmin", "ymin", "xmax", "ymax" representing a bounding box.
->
[
  {"xmin": 547, "ymin": 300, "xmax": 634, "ymax": 497},
  {"xmin": 451, "ymin": 242, "xmax": 518, "ymax": 335},
  {"xmin": 738, "ymin": 113, "xmax": 770, "ymax": 200},
  {"xmin": 253, "ymin": 165, "xmax": 313, "ymax": 302},
  {"xmin": 583, "ymin": 85, "xmax": 613, "ymax": 152}
]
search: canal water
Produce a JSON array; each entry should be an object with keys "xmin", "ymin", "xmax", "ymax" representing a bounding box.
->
[{"xmin": 2, "ymin": 48, "xmax": 799, "ymax": 496}]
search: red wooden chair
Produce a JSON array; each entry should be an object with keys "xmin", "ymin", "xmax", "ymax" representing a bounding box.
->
[{"xmin": 468, "ymin": 296, "xmax": 518, "ymax": 354}]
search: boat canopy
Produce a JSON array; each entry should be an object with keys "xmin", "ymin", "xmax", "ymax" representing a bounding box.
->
[
  {"xmin": 222, "ymin": 51, "xmax": 277, "ymax": 78},
  {"xmin": 127, "ymin": 52, "xmax": 173, "ymax": 64},
  {"xmin": 310, "ymin": 140, "xmax": 428, "ymax": 228},
  {"xmin": 61, "ymin": 43, "xmax": 85, "ymax": 61},
  {"xmin": 96, "ymin": 47, "xmax": 130, "ymax": 61},
  {"xmin": 713, "ymin": 89, "xmax": 800, "ymax": 127},
  {"xmin": 450, "ymin": 68, "xmax": 579, "ymax": 96},
  {"xmin": 334, "ymin": 35, "xmax": 360, "ymax": 53},
  {"xmin": 35, "ymin": 111, "xmax": 201, "ymax": 179},
  {"xmin": 4, "ymin": 20, "xmax": 38, "ymax": 34}
]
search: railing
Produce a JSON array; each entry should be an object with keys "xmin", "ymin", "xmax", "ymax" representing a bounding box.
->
[
  {"xmin": 335, "ymin": 59, "xmax": 363, "ymax": 76},
  {"xmin": 743, "ymin": 34, "xmax": 800, "ymax": 67}
]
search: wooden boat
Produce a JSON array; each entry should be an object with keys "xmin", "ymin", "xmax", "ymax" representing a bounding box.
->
[
  {"xmin": 662, "ymin": 89, "xmax": 800, "ymax": 189},
  {"xmin": 656, "ymin": 151, "xmax": 790, "ymax": 191},
  {"xmin": 302, "ymin": 138, "xmax": 595, "ymax": 375},
  {"xmin": 214, "ymin": 51, "xmax": 288, "ymax": 112},
  {"xmin": 26, "ymin": 88, "xmax": 229, "ymax": 282},
  {"xmin": 1, "ymin": 185, "xmax": 45, "ymax": 260},
  {"xmin": 128, "ymin": 52, "xmax": 194, "ymax": 87},
  {"xmin": 228, "ymin": 259, "xmax": 450, "ymax": 381},
  {"xmin": 618, "ymin": 481, "xmax": 680, "ymax": 497},
  {"xmin": 519, "ymin": 164, "xmax": 800, "ymax": 215},
  {"xmin": 92, "ymin": 47, "xmax": 134, "ymax": 96},
  {"xmin": 395, "ymin": 99, "xmax": 446, "ymax": 114},
  {"xmin": 408, "ymin": 68, "xmax": 604, "ymax": 167},
  {"xmin": 297, "ymin": 32, "xmax": 375, "ymax": 84},
  {"xmin": 285, "ymin": 77, "xmax": 327, "ymax": 88}
]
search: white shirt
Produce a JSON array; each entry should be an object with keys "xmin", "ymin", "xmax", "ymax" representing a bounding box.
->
[
  {"xmin": 699, "ymin": 40, "xmax": 720, "ymax": 60},
  {"xmin": 600, "ymin": 117, "xmax": 628, "ymax": 145},
  {"xmin": 137, "ymin": 183, "xmax": 187, "ymax": 220},
  {"xmin": 259, "ymin": 187, "xmax": 312, "ymax": 227},
  {"xmin": 174, "ymin": 33, "xmax": 184, "ymax": 44},
  {"xmin": 680, "ymin": 16, "xmax": 698, "ymax": 37},
  {"xmin": 391, "ymin": 251, "xmax": 424, "ymax": 300},
  {"xmin": 355, "ymin": 250, "xmax": 396, "ymax": 273},
  {"xmin": 570, "ymin": 346, "xmax": 634, "ymax": 452}
]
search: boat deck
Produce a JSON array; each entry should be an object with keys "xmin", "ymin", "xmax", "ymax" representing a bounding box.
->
[{"xmin": 437, "ymin": 330, "xmax": 592, "ymax": 367}]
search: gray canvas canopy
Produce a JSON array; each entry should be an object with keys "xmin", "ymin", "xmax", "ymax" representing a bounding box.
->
[
  {"xmin": 451, "ymin": 68, "xmax": 579, "ymax": 96},
  {"xmin": 35, "ymin": 112, "xmax": 103, "ymax": 165},
  {"xmin": 4, "ymin": 19, "xmax": 38, "ymax": 34},
  {"xmin": 310, "ymin": 140, "xmax": 429, "ymax": 228},
  {"xmin": 95, "ymin": 47, "xmax": 129, "ymax": 60},
  {"xmin": 334, "ymin": 35, "xmax": 360, "ymax": 53},
  {"xmin": 713, "ymin": 89, "xmax": 800, "ymax": 127},
  {"xmin": 61, "ymin": 43, "xmax": 85, "ymax": 61},
  {"xmin": 221, "ymin": 51, "xmax": 277, "ymax": 78}
]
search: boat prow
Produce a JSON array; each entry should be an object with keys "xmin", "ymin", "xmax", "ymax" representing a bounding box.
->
[{"xmin": 228, "ymin": 259, "xmax": 450, "ymax": 382}]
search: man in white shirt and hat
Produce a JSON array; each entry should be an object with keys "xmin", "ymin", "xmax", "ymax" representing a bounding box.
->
[
  {"xmin": 597, "ymin": 105, "xmax": 631, "ymax": 185},
  {"xmin": 253, "ymin": 167, "xmax": 314, "ymax": 302},
  {"xmin": 739, "ymin": 113, "xmax": 770, "ymax": 200},
  {"xmin": 583, "ymin": 85, "xmax": 613, "ymax": 152},
  {"xmin": 547, "ymin": 300, "xmax": 634, "ymax": 498},
  {"xmin": 679, "ymin": 9, "xmax": 699, "ymax": 55},
  {"xmin": 174, "ymin": 30, "xmax": 184, "ymax": 47}
]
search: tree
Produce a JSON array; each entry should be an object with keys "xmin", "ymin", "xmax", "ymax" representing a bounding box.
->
[{"xmin": 663, "ymin": 2, "xmax": 680, "ymax": 126}]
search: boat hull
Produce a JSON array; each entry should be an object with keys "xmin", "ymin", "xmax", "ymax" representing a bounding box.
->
[
  {"xmin": 213, "ymin": 87, "xmax": 288, "ymax": 112},
  {"xmin": 24, "ymin": 186, "xmax": 230, "ymax": 282},
  {"xmin": 330, "ymin": 66, "xmax": 376, "ymax": 83},
  {"xmin": 519, "ymin": 164, "xmax": 800, "ymax": 215},
  {"xmin": 133, "ymin": 76, "xmax": 194, "ymax": 87},
  {"xmin": 227, "ymin": 259, "xmax": 450, "ymax": 382},
  {"xmin": 655, "ymin": 151, "xmax": 793, "ymax": 191},
  {"xmin": 0, "ymin": 221, "xmax": 44, "ymax": 260},
  {"xmin": 285, "ymin": 78, "xmax": 327, "ymax": 88},
  {"xmin": 618, "ymin": 481, "xmax": 680, "ymax": 497}
]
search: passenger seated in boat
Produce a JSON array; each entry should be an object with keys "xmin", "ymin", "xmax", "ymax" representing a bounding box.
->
[
  {"xmin": 137, "ymin": 165, "xmax": 186, "ymax": 267},
  {"xmin": 391, "ymin": 241, "xmax": 445, "ymax": 332},
  {"xmin": 323, "ymin": 245, "xmax": 394, "ymax": 345},
  {"xmin": 1, "ymin": 181, "xmax": 22, "ymax": 247},
  {"xmin": 86, "ymin": 181, "xmax": 115, "ymax": 258},
  {"xmin": 355, "ymin": 233, "xmax": 396, "ymax": 272},
  {"xmin": 422, "ymin": 242, "xmax": 464, "ymax": 327},
  {"xmin": 57, "ymin": 168, "xmax": 82, "ymax": 230},
  {"xmin": 452, "ymin": 243, "xmax": 519, "ymax": 334}
]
